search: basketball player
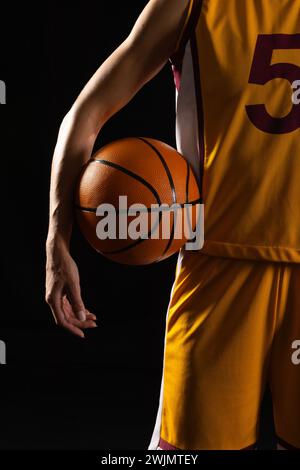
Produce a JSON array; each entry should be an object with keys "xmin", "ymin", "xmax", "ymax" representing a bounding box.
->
[{"xmin": 46, "ymin": 0, "xmax": 300, "ymax": 450}]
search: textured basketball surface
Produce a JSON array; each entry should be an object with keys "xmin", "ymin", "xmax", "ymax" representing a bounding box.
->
[{"xmin": 75, "ymin": 137, "xmax": 201, "ymax": 265}]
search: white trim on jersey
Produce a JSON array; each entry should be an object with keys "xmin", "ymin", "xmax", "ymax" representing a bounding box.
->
[
  {"xmin": 175, "ymin": 41, "xmax": 201, "ymax": 182},
  {"xmin": 148, "ymin": 41, "xmax": 201, "ymax": 450}
]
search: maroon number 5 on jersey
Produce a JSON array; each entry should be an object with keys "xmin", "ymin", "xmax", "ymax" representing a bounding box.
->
[{"xmin": 246, "ymin": 34, "xmax": 300, "ymax": 134}]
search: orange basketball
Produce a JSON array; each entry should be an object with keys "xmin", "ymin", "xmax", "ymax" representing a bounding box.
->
[{"xmin": 75, "ymin": 137, "xmax": 201, "ymax": 265}]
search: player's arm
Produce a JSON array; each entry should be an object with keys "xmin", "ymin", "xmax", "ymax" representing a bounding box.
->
[{"xmin": 46, "ymin": 0, "xmax": 191, "ymax": 338}]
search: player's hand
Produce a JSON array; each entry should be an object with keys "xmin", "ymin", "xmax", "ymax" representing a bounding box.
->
[{"xmin": 45, "ymin": 242, "xmax": 97, "ymax": 338}]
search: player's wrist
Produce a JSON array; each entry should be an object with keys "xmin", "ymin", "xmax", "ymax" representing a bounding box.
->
[{"xmin": 46, "ymin": 231, "xmax": 70, "ymax": 257}]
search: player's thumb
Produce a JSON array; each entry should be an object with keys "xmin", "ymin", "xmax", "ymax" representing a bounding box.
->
[{"xmin": 67, "ymin": 282, "xmax": 86, "ymax": 321}]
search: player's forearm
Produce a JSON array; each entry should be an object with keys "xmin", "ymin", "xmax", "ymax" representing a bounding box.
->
[
  {"xmin": 46, "ymin": 119, "xmax": 88, "ymax": 250},
  {"xmin": 47, "ymin": 43, "xmax": 156, "ymax": 250}
]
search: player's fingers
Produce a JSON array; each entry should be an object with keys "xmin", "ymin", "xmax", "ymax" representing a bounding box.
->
[
  {"xmin": 46, "ymin": 286, "xmax": 64, "ymax": 326},
  {"xmin": 63, "ymin": 297, "xmax": 96, "ymax": 321},
  {"xmin": 62, "ymin": 295, "xmax": 73, "ymax": 319},
  {"xmin": 62, "ymin": 321, "xmax": 86, "ymax": 338},
  {"xmin": 85, "ymin": 311, "xmax": 97, "ymax": 321},
  {"xmin": 63, "ymin": 295, "xmax": 97, "ymax": 321},
  {"xmin": 50, "ymin": 293, "xmax": 85, "ymax": 339},
  {"xmin": 67, "ymin": 317, "xmax": 98, "ymax": 329},
  {"xmin": 66, "ymin": 282, "xmax": 86, "ymax": 322}
]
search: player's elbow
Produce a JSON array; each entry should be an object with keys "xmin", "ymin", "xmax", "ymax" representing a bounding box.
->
[{"xmin": 56, "ymin": 107, "xmax": 97, "ymax": 153}]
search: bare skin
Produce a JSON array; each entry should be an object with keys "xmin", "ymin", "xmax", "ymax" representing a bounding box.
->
[{"xmin": 45, "ymin": 0, "xmax": 190, "ymax": 338}]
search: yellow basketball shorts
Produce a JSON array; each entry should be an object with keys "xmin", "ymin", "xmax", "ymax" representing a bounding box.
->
[{"xmin": 150, "ymin": 251, "xmax": 300, "ymax": 450}]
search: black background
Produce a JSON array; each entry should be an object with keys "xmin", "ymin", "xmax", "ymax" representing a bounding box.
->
[{"xmin": 0, "ymin": 1, "xmax": 275, "ymax": 450}]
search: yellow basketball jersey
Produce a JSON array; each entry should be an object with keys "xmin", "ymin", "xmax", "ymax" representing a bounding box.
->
[{"xmin": 171, "ymin": 0, "xmax": 300, "ymax": 262}]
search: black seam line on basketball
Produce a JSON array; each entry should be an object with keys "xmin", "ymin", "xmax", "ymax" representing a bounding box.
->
[
  {"xmin": 136, "ymin": 137, "xmax": 177, "ymax": 204},
  {"xmin": 75, "ymin": 196, "xmax": 202, "ymax": 256},
  {"xmin": 135, "ymin": 137, "xmax": 177, "ymax": 257},
  {"xmin": 98, "ymin": 215, "xmax": 161, "ymax": 255},
  {"xmin": 92, "ymin": 158, "xmax": 162, "ymax": 205},
  {"xmin": 75, "ymin": 198, "xmax": 202, "ymax": 213},
  {"xmin": 90, "ymin": 158, "xmax": 163, "ymax": 254}
]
